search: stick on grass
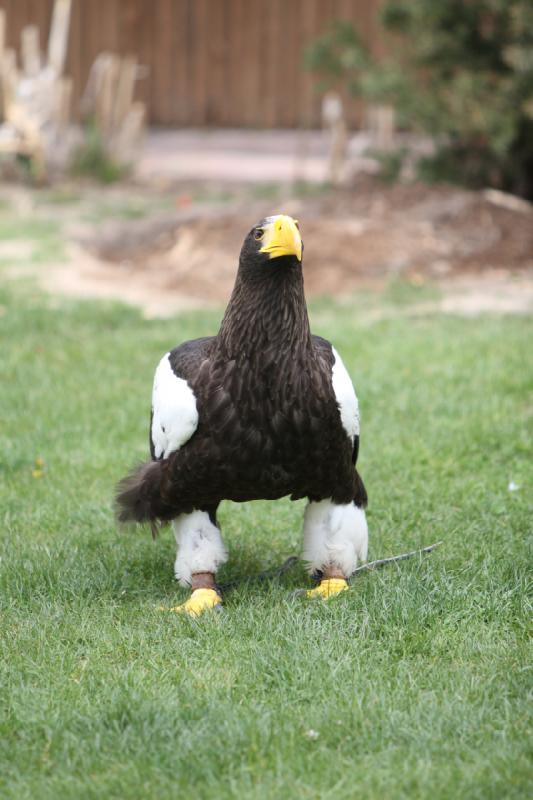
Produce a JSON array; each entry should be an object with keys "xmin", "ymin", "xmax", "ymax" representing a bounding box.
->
[
  {"xmin": 219, "ymin": 542, "xmax": 443, "ymax": 591},
  {"xmin": 349, "ymin": 540, "xmax": 443, "ymax": 581}
]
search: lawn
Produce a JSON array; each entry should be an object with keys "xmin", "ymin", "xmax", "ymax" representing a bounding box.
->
[{"xmin": 0, "ymin": 277, "xmax": 531, "ymax": 799}]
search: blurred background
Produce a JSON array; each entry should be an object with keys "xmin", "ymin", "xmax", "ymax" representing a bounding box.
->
[{"xmin": 0, "ymin": 0, "xmax": 532, "ymax": 315}]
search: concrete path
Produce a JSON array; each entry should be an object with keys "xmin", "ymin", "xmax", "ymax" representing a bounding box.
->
[{"xmin": 137, "ymin": 128, "xmax": 376, "ymax": 184}]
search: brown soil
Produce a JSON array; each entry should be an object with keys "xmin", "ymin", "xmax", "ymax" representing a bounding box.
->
[
  {"xmin": 37, "ymin": 179, "xmax": 533, "ymax": 316},
  {"xmin": 83, "ymin": 180, "xmax": 533, "ymax": 298}
]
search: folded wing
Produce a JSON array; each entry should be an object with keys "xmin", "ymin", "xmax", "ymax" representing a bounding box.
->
[{"xmin": 150, "ymin": 353, "xmax": 199, "ymax": 459}]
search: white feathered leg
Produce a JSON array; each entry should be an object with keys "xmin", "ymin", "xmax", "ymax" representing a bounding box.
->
[
  {"xmin": 302, "ymin": 499, "xmax": 368, "ymax": 599},
  {"xmin": 165, "ymin": 510, "xmax": 228, "ymax": 617},
  {"xmin": 173, "ymin": 510, "xmax": 228, "ymax": 587}
]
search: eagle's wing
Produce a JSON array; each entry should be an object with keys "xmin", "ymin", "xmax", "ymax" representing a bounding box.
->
[
  {"xmin": 312, "ymin": 335, "xmax": 367, "ymax": 507},
  {"xmin": 150, "ymin": 337, "xmax": 214, "ymax": 460},
  {"xmin": 312, "ymin": 335, "xmax": 359, "ymax": 447}
]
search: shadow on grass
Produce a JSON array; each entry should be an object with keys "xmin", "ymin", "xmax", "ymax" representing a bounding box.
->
[{"xmin": 2, "ymin": 523, "xmax": 308, "ymax": 608}]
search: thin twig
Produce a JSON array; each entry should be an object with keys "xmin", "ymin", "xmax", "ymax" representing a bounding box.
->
[
  {"xmin": 348, "ymin": 540, "xmax": 443, "ymax": 582},
  {"xmin": 217, "ymin": 542, "xmax": 442, "ymax": 592}
]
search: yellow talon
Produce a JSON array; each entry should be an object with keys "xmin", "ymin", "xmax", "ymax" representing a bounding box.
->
[
  {"xmin": 164, "ymin": 588, "xmax": 223, "ymax": 617},
  {"xmin": 306, "ymin": 578, "xmax": 348, "ymax": 599}
]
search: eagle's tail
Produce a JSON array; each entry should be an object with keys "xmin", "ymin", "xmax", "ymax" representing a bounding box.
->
[{"xmin": 115, "ymin": 461, "xmax": 172, "ymax": 537}]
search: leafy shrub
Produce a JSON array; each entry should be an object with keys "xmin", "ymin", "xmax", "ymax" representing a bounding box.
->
[
  {"xmin": 70, "ymin": 123, "xmax": 126, "ymax": 184},
  {"xmin": 306, "ymin": 1, "xmax": 533, "ymax": 199}
]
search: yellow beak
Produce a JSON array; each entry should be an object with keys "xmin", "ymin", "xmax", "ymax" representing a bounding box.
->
[{"xmin": 260, "ymin": 215, "xmax": 302, "ymax": 261}]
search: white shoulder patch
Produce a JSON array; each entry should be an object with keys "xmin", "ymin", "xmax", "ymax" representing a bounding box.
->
[
  {"xmin": 151, "ymin": 353, "xmax": 199, "ymax": 459},
  {"xmin": 331, "ymin": 346, "xmax": 360, "ymax": 440}
]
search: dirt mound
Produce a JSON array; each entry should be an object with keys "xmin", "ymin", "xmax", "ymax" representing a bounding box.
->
[{"xmin": 78, "ymin": 181, "xmax": 532, "ymax": 306}]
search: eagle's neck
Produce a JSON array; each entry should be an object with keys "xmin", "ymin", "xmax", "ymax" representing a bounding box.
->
[{"xmin": 215, "ymin": 262, "xmax": 312, "ymax": 363}]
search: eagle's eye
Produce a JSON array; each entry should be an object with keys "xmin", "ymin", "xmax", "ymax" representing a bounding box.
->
[{"xmin": 254, "ymin": 228, "xmax": 264, "ymax": 241}]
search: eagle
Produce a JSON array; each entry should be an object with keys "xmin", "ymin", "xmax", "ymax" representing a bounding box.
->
[{"xmin": 116, "ymin": 215, "xmax": 368, "ymax": 616}]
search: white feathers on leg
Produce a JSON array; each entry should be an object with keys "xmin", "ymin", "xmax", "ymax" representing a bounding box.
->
[
  {"xmin": 302, "ymin": 499, "xmax": 368, "ymax": 577},
  {"xmin": 173, "ymin": 511, "xmax": 228, "ymax": 587}
]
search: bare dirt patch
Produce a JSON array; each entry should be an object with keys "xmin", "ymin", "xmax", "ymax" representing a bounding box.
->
[{"xmin": 31, "ymin": 179, "xmax": 533, "ymax": 315}]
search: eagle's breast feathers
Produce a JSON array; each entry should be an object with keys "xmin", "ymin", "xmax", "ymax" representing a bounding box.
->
[{"xmin": 150, "ymin": 339, "xmax": 360, "ymax": 465}]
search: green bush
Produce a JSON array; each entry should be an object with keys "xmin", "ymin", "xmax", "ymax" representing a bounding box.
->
[
  {"xmin": 306, "ymin": 1, "xmax": 533, "ymax": 199},
  {"xmin": 70, "ymin": 122, "xmax": 127, "ymax": 184}
]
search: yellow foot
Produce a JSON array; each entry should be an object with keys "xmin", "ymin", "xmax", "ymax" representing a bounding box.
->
[
  {"xmin": 306, "ymin": 578, "xmax": 348, "ymax": 599},
  {"xmin": 164, "ymin": 588, "xmax": 223, "ymax": 618}
]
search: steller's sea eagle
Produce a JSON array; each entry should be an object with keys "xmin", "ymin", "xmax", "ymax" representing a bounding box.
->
[{"xmin": 116, "ymin": 215, "xmax": 368, "ymax": 616}]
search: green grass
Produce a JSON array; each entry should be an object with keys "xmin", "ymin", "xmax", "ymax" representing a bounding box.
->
[
  {"xmin": 0, "ymin": 217, "xmax": 65, "ymax": 266},
  {"xmin": 0, "ymin": 280, "xmax": 531, "ymax": 800}
]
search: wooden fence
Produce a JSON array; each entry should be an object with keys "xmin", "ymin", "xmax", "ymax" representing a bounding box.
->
[{"xmin": 0, "ymin": 0, "xmax": 383, "ymax": 127}]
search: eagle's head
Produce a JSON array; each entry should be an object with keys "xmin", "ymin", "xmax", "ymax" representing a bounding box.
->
[{"xmin": 239, "ymin": 214, "xmax": 303, "ymax": 272}]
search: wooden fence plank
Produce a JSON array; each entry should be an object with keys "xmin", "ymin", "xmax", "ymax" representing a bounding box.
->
[
  {"xmin": 0, "ymin": 0, "xmax": 383, "ymax": 128},
  {"xmin": 173, "ymin": 0, "xmax": 189, "ymax": 125},
  {"xmin": 152, "ymin": 0, "xmax": 174, "ymax": 125}
]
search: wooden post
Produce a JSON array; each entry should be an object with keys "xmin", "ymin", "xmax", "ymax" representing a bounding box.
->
[
  {"xmin": 0, "ymin": 0, "xmax": 75, "ymax": 178},
  {"xmin": 113, "ymin": 101, "xmax": 146, "ymax": 163},
  {"xmin": 322, "ymin": 91, "xmax": 347, "ymax": 185},
  {"xmin": 0, "ymin": 9, "xmax": 5, "ymax": 63},
  {"xmin": 21, "ymin": 25, "xmax": 41, "ymax": 78},
  {"xmin": 80, "ymin": 52, "xmax": 146, "ymax": 168},
  {"xmin": 1, "ymin": 49, "xmax": 17, "ymax": 115},
  {"xmin": 57, "ymin": 76, "xmax": 72, "ymax": 130},
  {"xmin": 48, "ymin": 0, "xmax": 72, "ymax": 76},
  {"xmin": 97, "ymin": 54, "xmax": 120, "ymax": 138},
  {"xmin": 0, "ymin": 10, "xmax": 6, "ymax": 120},
  {"xmin": 366, "ymin": 104, "xmax": 396, "ymax": 151},
  {"xmin": 0, "ymin": 0, "xmax": 145, "ymax": 179},
  {"xmin": 114, "ymin": 56, "xmax": 137, "ymax": 130}
]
